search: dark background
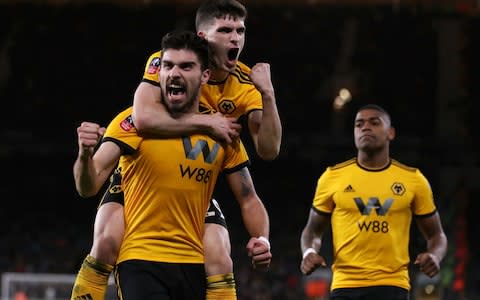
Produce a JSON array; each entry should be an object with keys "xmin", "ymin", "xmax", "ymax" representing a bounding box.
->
[{"xmin": 0, "ymin": 0, "xmax": 479, "ymax": 299}]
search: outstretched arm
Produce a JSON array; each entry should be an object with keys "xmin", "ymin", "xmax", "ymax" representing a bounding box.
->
[
  {"xmin": 248, "ymin": 63, "xmax": 282, "ymax": 160},
  {"xmin": 133, "ymin": 82, "xmax": 240, "ymax": 143},
  {"xmin": 414, "ymin": 212, "xmax": 448, "ymax": 278},
  {"xmin": 300, "ymin": 209, "xmax": 331, "ymax": 275},
  {"xmin": 226, "ymin": 167, "xmax": 271, "ymax": 268},
  {"xmin": 73, "ymin": 122, "xmax": 121, "ymax": 197}
]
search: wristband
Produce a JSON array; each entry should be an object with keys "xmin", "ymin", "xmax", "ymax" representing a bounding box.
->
[
  {"xmin": 303, "ymin": 247, "xmax": 317, "ymax": 259},
  {"xmin": 257, "ymin": 236, "xmax": 271, "ymax": 250}
]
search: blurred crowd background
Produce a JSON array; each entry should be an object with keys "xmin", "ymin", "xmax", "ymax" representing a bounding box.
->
[{"xmin": 0, "ymin": 0, "xmax": 479, "ymax": 299}]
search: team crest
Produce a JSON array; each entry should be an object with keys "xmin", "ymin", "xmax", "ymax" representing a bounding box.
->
[
  {"xmin": 109, "ymin": 184, "xmax": 122, "ymax": 194},
  {"xmin": 120, "ymin": 115, "xmax": 134, "ymax": 131},
  {"xmin": 147, "ymin": 57, "xmax": 161, "ymax": 74},
  {"xmin": 218, "ymin": 99, "xmax": 236, "ymax": 114},
  {"xmin": 391, "ymin": 182, "xmax": 406, "ymax": 195}
]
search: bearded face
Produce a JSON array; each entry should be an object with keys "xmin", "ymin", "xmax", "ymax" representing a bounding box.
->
[{"xmin": 159, "ymin": 49, "xmax": 209, "ymax": 116}]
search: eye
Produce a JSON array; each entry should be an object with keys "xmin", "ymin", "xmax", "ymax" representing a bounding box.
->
[
  {"xmin": 218, "ymin": 27, "xmax": 231, "ymax": 33},
  {"xmin": 180, "ymin": 63, "xmax": 194, "ymax": 71},
  {"xmin": 161, "ymin": 62, "xmax": 173, "ymax": 70}
]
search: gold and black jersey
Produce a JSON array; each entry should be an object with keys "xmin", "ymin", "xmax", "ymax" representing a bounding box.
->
[
  {"xmin": 312, "ymin": 158, "xmax": 437, "ymax": 291},
  {"xmin": 102, "ymin": 107, "xmax": 250, "ymax": 265},
  {"xmin": 142, "ymin": 51, "xmax": 262, "ymax": 119}
]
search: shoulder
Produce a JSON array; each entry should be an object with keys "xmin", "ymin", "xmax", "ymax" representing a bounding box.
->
[
  {"xmin": 110, "ymin": 106, "xmax": 133, "ymax": 120},
  {"xmin": 318, "ymin": 158, "xmax": 356, "ymax": 181},
  {"xmin": 149, "ymin": 50, "xmax": 161, "ymax": 58},
  {"xmin": 231, "ymin": 61, "xmax": 254, "ymax": 85},
  {"xmin": 236, "ymin": 61, "xmax": 252, "ymax": 73},
  {"xmin": 119, "ymin": 106, "xmax": 134, "ymax": 117},
  {"xmin": 329, "ymin": 158, "xmax": 357, "ymax": 170},
  {"xmin": 145, "ymin": 51, "xmax": 161, "ymax": 64},
  {"xmin": 390, "ymin": 159, "xmax": 429, "ymax": 185},
  {"xmin": 110, "ymin": 107, "xmax": 134, "ymax": 128},
  {"xmin": 104, "ymin": 106, "xmax": 136, "ymax": 139},
  {"xmin": 390, "ymin": 159, "xmax": 418, "ymax": 173}
]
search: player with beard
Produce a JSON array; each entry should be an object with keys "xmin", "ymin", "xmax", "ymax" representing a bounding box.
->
[
  {"xmin": 70, "ymin": 1, "xmax": 279, "ymax": 300},
  {"xmin": 73, "ymin": 30, "xmax": 270, "ymax": 300},
  {"xmin": 299, "ymin": 104, "xmax": 447, "ymax": 300}
]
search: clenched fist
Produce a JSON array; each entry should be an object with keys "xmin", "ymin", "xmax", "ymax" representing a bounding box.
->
[
  {"xmin": 250, "ymin": 63, "xmax": 274, "ymax": 97},
  {"xmin": 301, "ymin": 251, "xmax": 327, "ymax": 275},
  {"xmin": 77, "ymin": 121, "xmax": 106, "ymax": 158}
]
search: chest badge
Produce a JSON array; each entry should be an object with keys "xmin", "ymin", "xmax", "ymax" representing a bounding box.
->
[
  {"xmin": 218, "ymin": 99, "xmax": 236, "ymax": 114},
  {"xmin": 391, "ymin": 182, "xmax": 406, "ymax": 195}
]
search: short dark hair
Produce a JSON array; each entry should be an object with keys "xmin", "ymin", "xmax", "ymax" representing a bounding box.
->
[
  {"xmin": 161, "ymin": 30, "xmax": 209, "ymax": 70},
  {"xmin": 195, "ymin": 0, "xmax": 247, "ymax": 30},
  {"xmin": 357, "ymin": 104, "xmax": 392, "ymax": 125}
]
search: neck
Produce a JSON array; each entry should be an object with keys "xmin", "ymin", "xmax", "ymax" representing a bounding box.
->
[
  {"xmin": 167, "ymin": 99, "xmax": 199, "ymax": 119},
  {"xmin": 357, "ymin": 150, "xmax": 390, "ymax": 169},
  {"xmin": 209, "ymin": 68, "xmax": 229, "ymax": 82}
]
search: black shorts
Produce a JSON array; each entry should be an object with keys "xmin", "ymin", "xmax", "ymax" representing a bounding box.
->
[
  {"xmin": 115, "ymin": 259, "xmax": 206, "ymax": 300},
  {"xmin": 204, "ymin": 198, "xmax": 228, "ymax": 228},
  {"xmin": 330, "ymin": 286, "xmax": 409, "ymax": 300},
  {"xmin": 99, "ymin": 169, "xmax": 228, "ymax": 228}
]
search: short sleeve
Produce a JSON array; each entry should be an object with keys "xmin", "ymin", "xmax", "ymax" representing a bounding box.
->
[
  {"xmin": 312, "ymin": 168, "xmax": 335, "ymax": 214},
  {"xmin": 222, "ymin": 139, "xmax": 250, "ymax": 173},
  {"xmin": 142, "ymin": 51, "xmax": 161, "ymax": 85},
  {"xmin": 411, "ymin": 169, "xmax": 437, "ymax": 216},
  {"xmin": 103, "ymin": 107, "xmax": 142, "ymax": 153}
]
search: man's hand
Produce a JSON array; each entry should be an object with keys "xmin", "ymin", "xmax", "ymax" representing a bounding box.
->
[
  {"xmin": 207, "ymin": 112, "xmax": 241, "ymax": 144},
  {"xmin": 414, "ymin": 252, "xmax": 441, "ymax": 278},
  {"xmin": 246, "ymin": 237, "xmax": 272, "ymax": 270},
  {"xmin": 77, "ymin": 122, "xmax": 105, "ymax": 158},
  {"xmin": 250, "ymin": 63, "xmax": 274, "ymax": 97},
  {"xmin": 300, "ymin": 251, "xmax": 327, "ymax": 275}
]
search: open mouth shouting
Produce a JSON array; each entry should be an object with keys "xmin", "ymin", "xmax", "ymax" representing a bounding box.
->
[
  {"xmin": 226, "ymin": 47, "xmax": 239, "ymax": 67},
  {"xmin": 166, "ymin": 80, "xmax": 187, "ymax": 102}
]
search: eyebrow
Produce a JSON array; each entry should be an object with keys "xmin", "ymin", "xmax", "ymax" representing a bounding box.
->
[
  {"xmin": 217, "ymin": 24, "xmax": 245, "ymax": 31},
  {"xmin": 355, "ymin": 116, "xmax": 381, "ymax": 122},
  {"xmin": 161, "ymin": 59, "xmax": 197, "ymax": 66}
]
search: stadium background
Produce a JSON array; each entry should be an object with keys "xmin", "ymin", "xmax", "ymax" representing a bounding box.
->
[{"xmin": 0, "ymin": 0, "xmax": 479, "ymax": 299}]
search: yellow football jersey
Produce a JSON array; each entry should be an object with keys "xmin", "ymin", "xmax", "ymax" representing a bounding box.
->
[
  {"xmin": 103, "ymin": 107, "xmax": 250, "ymax": 264},
  {"xmin": 312, "ymin": 158, "xmax": 437, "ymax": 291},
  {"xmin": 142, "ymin": 51, "xmax": 262, "ymax": 118}
]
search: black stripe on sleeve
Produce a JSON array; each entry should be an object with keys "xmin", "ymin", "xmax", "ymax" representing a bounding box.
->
[
  {"xmin": 141, "ymin": 78, "xmax": 160, "ymax": 87},
  {"xmin": 312, "ymin": 206, "xmax": 332, "ymax": 216},
  {"xmin": 223, "ymin": 160, "xmax": 251, "ymax": 174},
  {"xmin": 102, "ymin": 137, "xmax": 136, "ymax": 155},
  {"xmin": 414, "ymin": 209, "xmax": 437, "ymax": 219}
]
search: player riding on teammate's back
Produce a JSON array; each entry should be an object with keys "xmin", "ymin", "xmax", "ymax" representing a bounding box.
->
[
  {"xmin": 73, "ymin": 30, "xmax": 271, "ymax": 300},
  {"xmin": 70, "ymin": 1, "xmax": 281, "ymax": 299}
]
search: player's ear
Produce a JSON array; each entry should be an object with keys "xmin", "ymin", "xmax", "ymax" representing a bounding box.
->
[
  {"xmin": 201, "ymin": 68, "xmax": 210, "ymax": 84},
  {"xmin": 197, "ymin": 31, "xmax": 206, "ymax": 39},
  {"xmin": 388, "ymin": 126, "xmax": 396, "ymax": 141}
]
